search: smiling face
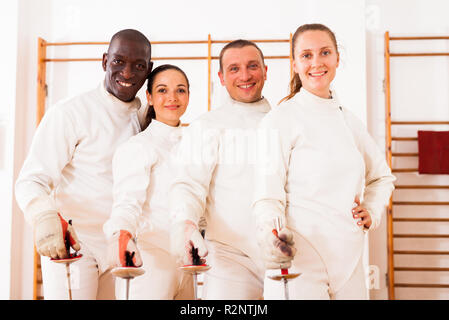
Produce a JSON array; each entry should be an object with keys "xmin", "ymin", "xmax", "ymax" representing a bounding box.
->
[
  {"xmin": 218, "ymin": 45, "xmax": 267, "ymax": 103},
  {"xmin": 102, "ymin": 37, "xmax": 152, "ymax": 102},
  {"xmin": 146, "ymin": 69, "xmax": 189, "ymax": 127},
  {"xmin": 292, "ymin": 30, "xmax": 339, "ymax": 99}
]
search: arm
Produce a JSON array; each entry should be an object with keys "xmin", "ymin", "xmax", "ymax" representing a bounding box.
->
[
  {"xmin": 103, "ymin": 139, "xmax": 155, "ymax": 268},
  {"xmin": 103, "ymin": 139, "xmax": 155, "ymax": 238},
  {"xmin": 15, "ymin": 103, "xmax": 81, "ymax": 258},
  {"xmin": 169, "ymin": 121, "xmax": 219, "ymax": 264},
  {"xmin": 169, "ymin": 121, "xmax": 219, "ymax": 226},
  {"xmin": 253, "ymin": 111, "xmax": 298, "ymax": 269},
  {"xmin": 343, "ymin": 110, "xmax": 396, "ymax": 231}
]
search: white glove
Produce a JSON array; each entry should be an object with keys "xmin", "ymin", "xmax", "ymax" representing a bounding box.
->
[
  {"xmin": 171, "ymin": 220, "xmax": 208, "ymax": 266},
  {"xmin": 257, "ymin": 220, "xmax": 296, "ymax": 269},
  {"xmin": 107, "ymin": 230, "xmax": 143, "ymax": 268},
  {"xmin": 33, "ymin": 211, "xmax": 81, "ymax": 259}
]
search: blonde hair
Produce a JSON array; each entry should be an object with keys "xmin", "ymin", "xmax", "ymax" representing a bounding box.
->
[{"xmin": 280, "ymin": 24, "xmax": 339, "ymax": 104}]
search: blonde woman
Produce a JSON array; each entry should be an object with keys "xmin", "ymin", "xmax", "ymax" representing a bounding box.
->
[{"xmin": 254, "ymin": 24, "xmax": 395, "ymax": 299}]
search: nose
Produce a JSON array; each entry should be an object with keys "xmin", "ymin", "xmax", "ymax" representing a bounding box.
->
[
  {"xmin": 120, "ymin": 63, "xmax": 134, "ymax": 79},
  {"xmin": 240, "ymin": 68, "xmax": 252, "ymax": 81},
  {"xmin": 167, "ymin": 90, "xmax": 178, "ymax": 102},
  {"xmin": 311, "ymin": 54, "xmax": 324, "ymax": 67}
]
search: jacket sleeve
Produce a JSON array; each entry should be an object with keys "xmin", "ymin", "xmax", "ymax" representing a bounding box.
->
[
  {"xmin": 103, "ymin": 139, "xmax": 156, "ymax": 238},
  {"xmin": 15, "ymin": 104, "xmax": 79, "ymax": 225},
  {"xmin": 343, "ymin": 109, "xmax": 396, "ymax": 231},
  {"xmin": 252, "ymin": 110, "xmax": 296, "ymax": 228},
  {"xmin": 169, "ymin": 121, "xmax": 220, "ymax": 227}
]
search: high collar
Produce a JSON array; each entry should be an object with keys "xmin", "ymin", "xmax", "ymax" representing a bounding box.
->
[
  {"xmin": 99, "ymin": 81, "xmax": 141, "ymax": 114},
  {"xmin": 221, "ymin": 91, "xmax": 271, "ymax": 114},
  {"xmin": 292, "ymin": 87, "xmax": 341, "ymax": 112},
  {"xmin": 147, "ymin": 119, "xmax": 182, "ymax": 144}
]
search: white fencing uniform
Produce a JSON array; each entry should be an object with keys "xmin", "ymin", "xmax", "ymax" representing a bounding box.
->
[
  {"xmin": 15, "ymin": 82, "xmax": 141, "ymax": 299},
  {"xmin": 171, "ymin": 93, "xmax": 271, "ymax": 300},
  {"xmin": 104, "ymin": 119, "xmax": 193, "ymax": 299},
  {"xmin": 254, "ymin": 88, "xmax": 395, "ymax": 299}
]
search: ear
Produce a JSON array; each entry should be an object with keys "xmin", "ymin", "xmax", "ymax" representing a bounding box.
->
[
  {"xmin": 336, "ymin": 52, "xmax": 340, "ymax": 68},
  {"xmin": 264, "ymin": 65, "xmax": 268, "ymax": 81},
  {"xmin": 218, "ymin": 71, "xmax": 225, "ymax": 86},
  {"xmin": 292, "ymin": 59, "xmax": 299, "ymax": 75},
  {"xmin": 102, "ymin": 53, "xmax": 108, "ymax": 71},
  {"xmin": 147, "ymin": 61, "xmax": 154, "ymax": 76},
  {"xmin": 146, "ymin": 90, "xmax": 153, "ymax": 105}
]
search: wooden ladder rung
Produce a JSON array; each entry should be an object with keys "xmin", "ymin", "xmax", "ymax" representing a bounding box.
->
[
  {"xmin": 395, "ymin": 185, "xmax": 449, "ymax": 189},
  {"xmin": 392, "ymin": 153, "xmax": 418, "ymax": 157},
  {"xmin": 393, "ymin": 201, "xmax": 449, "ymax": 205},
  {"xmin": 391, "ymin": 121, "xmax": 449, "ymax": 125},
  {"xmin": 394, "ymin": 234, "xmax": 449, "ymax": 238},
  {"xmin": 394, "ymin": 250, "xmax": 449, "ymax": 255},
  {"xmin": 394, "ymin": 283, "xmax": 449, "ymax": 288},
  {"xmin": 393, "ymin": 218, "xmax": 449, "ymax": 222},
  {"xmin": 395, "ymin": 267, "xmax": 449, "ymax": 272},
  {"xmin": 392, "ymin": 168, "xmax": 418, "ymax": 173},
  {"xmin": 391, "ymin": 137, "xmax": 417, "ymax": 141}
]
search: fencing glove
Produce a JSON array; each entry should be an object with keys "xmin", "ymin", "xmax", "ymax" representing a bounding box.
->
[
  {"xmin": 107, "ymin": 230, "xmax": 143, "ymax": 268},
  {"xmin": 257, "ymin": 220, "xmax": 296, "ymax": 269},
  {"xmin": 171, "ymin": 220, "xmax": 208, "ymax": 266},
  {"xmin": 33, "ymin": 211, "xmax": 80, "ymax": 259}
]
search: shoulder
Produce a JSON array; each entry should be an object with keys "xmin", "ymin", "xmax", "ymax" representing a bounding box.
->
[{"xmin": 261, "ymin": 98, "xmax": 301, "ymax": 127}]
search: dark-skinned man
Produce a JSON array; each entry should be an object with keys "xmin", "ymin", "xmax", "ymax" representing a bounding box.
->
[{"xmin": 15, "ymin": 29, "xmax": 153, "ymax": 300}]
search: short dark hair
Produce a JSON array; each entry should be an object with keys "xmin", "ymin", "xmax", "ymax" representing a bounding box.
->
[
  {"xmin": 219, "ymin": 39, "xmax": 265, "ymax": 72},
  {"xmin": 108, "ymin": 29, "xmax": 152, "ymax": 63}
]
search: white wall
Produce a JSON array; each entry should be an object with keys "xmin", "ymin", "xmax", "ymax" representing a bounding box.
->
[
  {"xmin": 10, "ymin": 0, "xmax": 368, "ymax": 299},
  {"xmin": 366, "ymin": 0, "xmax": 449, "ymax": 300},
  {"xmin": 0, "ymin": 1, "xmax": 19, "ymax": 300}
]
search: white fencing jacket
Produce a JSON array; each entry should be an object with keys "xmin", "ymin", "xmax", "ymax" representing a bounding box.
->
[
  {"xmin": 15, "ymin": 82, "xmax": 141, "ymax": 272},
  {"xmin": 104, "ymin": 119, "xmax": 182, "ymax": 252},
  {"xmin": 170, "ymin": 93, "xmax": 271, "ymax": 268},
  {"xmin": 253, "ymin": 88, "xmax": 395, "ymax": 292}
]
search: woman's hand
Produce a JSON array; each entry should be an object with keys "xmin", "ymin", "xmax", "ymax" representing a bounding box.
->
[{"xmin": 352, "ymin": 195, "xmax": 372, "ymax": 230}]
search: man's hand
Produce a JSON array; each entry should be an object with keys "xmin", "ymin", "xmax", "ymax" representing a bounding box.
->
[
  {"xmin": 171, "ymin": 220, "xmax": 208, "ymax": 266},
  {"xmin": 34, "ymin": 212, "xmax": 80, "ymax": 259},
  {"xmin": 257, "ymin": 220, "xmax": 296, "ymax": 269}
]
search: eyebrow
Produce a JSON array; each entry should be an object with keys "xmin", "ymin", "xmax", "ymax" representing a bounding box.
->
[
  {"xmin": 111, "ymin": 54, "xmax": 146, "ymax": 63},
  {"xmin": 155, "ymin": 84, "xmax": 187, "ymax": 87},
  {"xmin": 301, "ymin": 46, "xmax": 333, "ymax": 52},
  {"xmin": 227, "ymin": 60, "xmax": 260, "ymax": 67}
]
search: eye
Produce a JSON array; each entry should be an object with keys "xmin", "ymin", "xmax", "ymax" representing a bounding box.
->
[
  {"xmin": 112, "ymin": 59, "xmax": 123, "ymax": 65},
  {"xmin": 157, "ymin": 88, "xmax": 167, "ymax": 93},
  {"xmin": 322, "ymin": 50, "xmax": 331, "ymax": 56},
  {"xmin": 301, "ymin": 53, "xmax": 311, "ymax": 59},
  {"xmin": 136, "ymin": 63, "xmax": 146, "ymax": 71},
  {"xmin": 248, "ymin": 63, "xmax": 259, "ymax": 69},
  {"xmin": 177, "ymin": 88, "xmax": 187, "ymax": 93},
  {"xmin": 229, "ymin": 66, "xmax": 238, "ymax": 72}
]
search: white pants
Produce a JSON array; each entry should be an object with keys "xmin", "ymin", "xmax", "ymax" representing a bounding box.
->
[
  {"xmin": 116, "ymin": 242, "xmax": 193, "ymax": 300},
  {"xmin": 202, "ymin": 240, "xmax": 264, "ymax": 300},
  {"xmin": 41, "ymin": 244, "xmax": 115, "ymax": 300},
  {"xmin": 264, "ymin": 231, "xmax": 367, "ymax": 300}
]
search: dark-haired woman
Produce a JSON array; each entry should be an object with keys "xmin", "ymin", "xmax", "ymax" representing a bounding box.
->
[
  {"xmin": 103, "ymin": 64, "xmax": 193, "ymax": 299},
  {"xmin": 253, "ymin": 24, "xmax": 395, "ymax": 299}
]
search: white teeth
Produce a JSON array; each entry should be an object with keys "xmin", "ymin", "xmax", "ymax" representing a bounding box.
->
[
  {"xmin": 310, "ymin": 72, "xmax": 326, "ymax": 77},
  {"xmin": 118, "ymin": 81, "xmax": 132, "ymax": 87},
  {"xmin": 239, "ymin": 84, "xmax": 254, "ymax": 89}
]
